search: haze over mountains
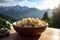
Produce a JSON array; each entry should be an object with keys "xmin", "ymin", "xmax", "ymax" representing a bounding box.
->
[{"xmin": 0, "ymin": 5, "xmax": 53, "ymax": 20}]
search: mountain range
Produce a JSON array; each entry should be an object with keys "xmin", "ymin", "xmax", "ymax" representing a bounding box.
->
[{"xmin": 0, "ymin": 5, "xmax": 53, "ymax": 21}]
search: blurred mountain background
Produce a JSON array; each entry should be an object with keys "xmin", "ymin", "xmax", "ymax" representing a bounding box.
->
[{"xmin": 0, "ymin": 5, "xmax": 53, "ymax": 22}]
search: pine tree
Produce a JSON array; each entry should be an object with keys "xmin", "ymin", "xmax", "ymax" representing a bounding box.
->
[{"xmin": 42, "ymin": 11, "xmax": 49, "ymax": 21}]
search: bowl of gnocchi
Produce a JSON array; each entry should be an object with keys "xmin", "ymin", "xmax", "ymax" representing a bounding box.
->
[{"xmin": 12, "ymin": 18, "xmax": 48, "ymax": 36}]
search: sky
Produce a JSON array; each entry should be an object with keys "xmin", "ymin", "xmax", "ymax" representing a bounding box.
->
[{"xmin": 0, "ymin": 0, "xmax": 59, "ymax": 10}]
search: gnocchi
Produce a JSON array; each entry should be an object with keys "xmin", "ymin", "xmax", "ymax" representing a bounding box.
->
[{"xmin": 16, "ymin": 18, "xmax": 47, "ymax": 27}]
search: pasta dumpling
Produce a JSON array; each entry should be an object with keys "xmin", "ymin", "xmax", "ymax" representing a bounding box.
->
[{"xmin": 16, "ymin": 18, "xmax": 47, "ymax": 27}]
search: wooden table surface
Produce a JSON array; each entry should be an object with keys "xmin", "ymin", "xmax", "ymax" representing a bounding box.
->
[{"xmin": 0, "ymin": 27, "xmax": 60, "ymax": 40}]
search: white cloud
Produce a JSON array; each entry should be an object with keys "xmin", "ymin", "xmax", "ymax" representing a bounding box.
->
[
  {"xmin": 0, "ymin": 0, "xmax": 59, "ymax": 9},
  {"xmin": 0, "ymin": 0, "xmax": 14, "ymax": 2},
  {"xmin": 36, "ymin": 0, "xmax": 59, "ymax": 9},
  {"xmin": 18, "ymin": 0, "xmax": 36, "ymax": 7},
  {"xmin": 18, "ymin": 0, "xmax": 59, "ymax": 9},
  {"xmin": 0, "ymin": 0, "xmax": 36, "ymax": 7},
  {"xmin": 0, "ymin": 0, "xmax": 18, "ymax": 6}
]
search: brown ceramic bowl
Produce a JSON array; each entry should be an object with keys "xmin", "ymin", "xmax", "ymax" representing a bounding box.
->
[{"xmin": 12, "ymin": 22, "xmax": 48, "ymax": 36}]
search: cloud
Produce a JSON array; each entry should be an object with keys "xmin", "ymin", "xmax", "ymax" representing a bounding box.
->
[
  {"xmin": 18, "ymin": 0, "xmax": 36, "ymax": 7},
  {"xmin": 18, "ymin": 0, "xmax": 59, "ymax": 9},
  {"xmin": 0, "ymin": 0, "xmax": 27, "ymax": 3},
  {"xmin": 0, "ymin": 0, "xmax": 18, "ymax": 6},
  {"xmin": 0, "ymin": 0, "xmax": 14, "ymax": 2},
  {"xmin": 36, "ymin": 0, "xmax": 59, "ymax": 9},
  {"xmin": 0, "ymin": 0, "xmax": 59, "ymax": 9},
  {"xmin": 0, "ymin": 0, "xmax": 31, "ymax": 6}
]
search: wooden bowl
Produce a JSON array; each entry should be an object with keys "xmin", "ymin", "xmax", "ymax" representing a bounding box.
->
[{"xmin": 12, "ymin": 22, "xmax": 48, "ymax": 36}]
